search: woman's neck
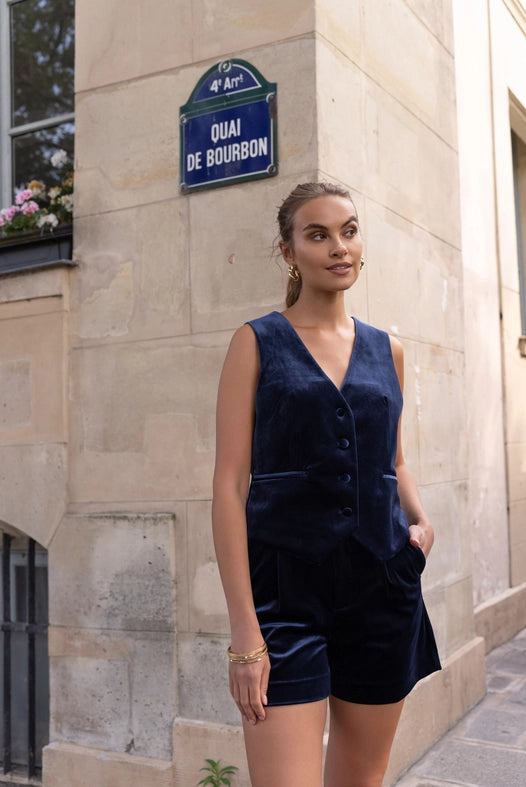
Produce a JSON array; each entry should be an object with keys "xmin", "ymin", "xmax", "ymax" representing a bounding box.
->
[{"xmin": 284, "ymin": 291, "xmax": 351, "ymax": 329}]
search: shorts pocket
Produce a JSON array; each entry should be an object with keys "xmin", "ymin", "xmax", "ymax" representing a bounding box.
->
[
  {"xmin": 407, "ymin": 541, "xmax": 426, "ymax": 573},
  {"xmin": 384, "ymin": 540, "xmax": 425, "ymax": 592}
]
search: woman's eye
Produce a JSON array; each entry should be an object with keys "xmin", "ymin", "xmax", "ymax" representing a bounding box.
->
[
  {"xmin": 344, "ymin": 227, "xmax": 357, "ymax": 237},
  {"xmin": 311, "ymin": 232, "xmax": 325, "ymax": 240}
]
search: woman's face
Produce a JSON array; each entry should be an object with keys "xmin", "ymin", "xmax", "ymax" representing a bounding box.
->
[{"xmin": 281, "ymin": 195, "xmax": 363, "ymax": 296}]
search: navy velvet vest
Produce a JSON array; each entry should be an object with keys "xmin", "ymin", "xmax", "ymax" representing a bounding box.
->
[{"xmin": 245, "ymin": 311, "xmax": 410, "ymax": 562}]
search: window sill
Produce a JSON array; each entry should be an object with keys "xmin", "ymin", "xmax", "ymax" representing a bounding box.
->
[
  {"xmin": 0, "ymin": 225, "xmax": 75, "ymax": 276},
  {"xmin": 0, "ymin": 763, "xmax": 42, "ymax": 785}
]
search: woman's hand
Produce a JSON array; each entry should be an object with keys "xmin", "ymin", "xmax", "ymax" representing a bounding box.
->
[
  {"xmin": 408, "ymin": 519, "xmax": 434, "ymax": 559},
  {"xmin": 229, "ymin": 650, "xmax": 270, "ymax": 725}
]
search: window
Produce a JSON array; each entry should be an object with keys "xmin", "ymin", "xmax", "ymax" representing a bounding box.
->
[
  {"xmin": 512, "ymin": 130, "xmax": 526, "ymax": 339},
  {"xmin": 0, "ymin": 0, "xmax": 74, "ymax": 207},
  {"xmin": 0, "ymin": 533, "xmax": 49, "ymax": 781}
]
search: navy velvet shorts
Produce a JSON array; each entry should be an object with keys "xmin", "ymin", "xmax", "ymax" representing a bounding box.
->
[{"xmin": 248, "ymin": 536, "xmax": 441, "ymax": 706}]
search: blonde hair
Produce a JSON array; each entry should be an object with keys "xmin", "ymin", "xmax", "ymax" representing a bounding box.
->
[{"xmin": 277, "ymin": 182, "xmax": 354, "ymax": 307}]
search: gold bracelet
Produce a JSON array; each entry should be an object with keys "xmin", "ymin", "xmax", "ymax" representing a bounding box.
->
[{"xmin": 227, "ymin": 642, "xmax": 268, "ymax": 664}]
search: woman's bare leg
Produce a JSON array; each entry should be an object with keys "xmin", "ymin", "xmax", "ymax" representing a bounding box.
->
[
  {"xmin": 324, "ymin": 696, "xmax": 404, "ymax": 787},
  {"xmin": 242, "ymin": 699, "xmax": 327, "ymax": 787}
]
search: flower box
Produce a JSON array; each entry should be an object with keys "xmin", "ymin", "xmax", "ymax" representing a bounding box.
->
[
  {"xmin": 0, "ymin": 224, "xmax": 74, "ymax": 276},
  {"xmin": 0, "ymin": 148, "xmax": 74, "ymax": 276}
]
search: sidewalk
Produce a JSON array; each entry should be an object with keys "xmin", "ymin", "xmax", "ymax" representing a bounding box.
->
[{"xmin": 394, "ymin": 627, "xmax": 526, "ymax": 787}]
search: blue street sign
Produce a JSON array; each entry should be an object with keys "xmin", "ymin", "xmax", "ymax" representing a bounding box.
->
[{"xmin": 180, "ymin": 59, "xmax": 278, "ymax": 193}]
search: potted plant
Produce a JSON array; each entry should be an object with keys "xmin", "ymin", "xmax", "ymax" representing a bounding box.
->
[
  {"xmin": 0, "ymin": 149, "xmax": 74, "ymax": 274},
  {"xmin": 197, "ymin": 758, "xmax": 238, "ymax": 786}
]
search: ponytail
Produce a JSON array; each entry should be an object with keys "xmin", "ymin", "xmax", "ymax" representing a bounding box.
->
[{"xmin": 285, "ymin": 277, "xmax": 302, "ymax": 307}]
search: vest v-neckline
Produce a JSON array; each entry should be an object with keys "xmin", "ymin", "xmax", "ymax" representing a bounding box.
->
[{"xmin": 274, "ymin": 311, "xmax": 358, "ymax": 394}]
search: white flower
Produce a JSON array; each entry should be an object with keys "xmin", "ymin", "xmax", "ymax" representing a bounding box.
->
[
  {"xmin": 48, "ymin": 186, "xmax": 61, "ymax": 200},
  {"xmin": 60, "ymin": 194, "xmax": 74, "ymax": 212},
  {"xmin": 37, "ymin": 213, "xmax": 59, "ymax": 229},
  {"xmin": 50, "ymin": 149, "xmax": 68, "ymax": 167}
]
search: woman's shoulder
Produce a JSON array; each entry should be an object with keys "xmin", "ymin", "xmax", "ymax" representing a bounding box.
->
[
  {"xmin": 354, "ymin": 318, "xmax": 404, "ymax": 361},
  {"xmin": 222, "ymin": 323, "xmax": 259, "ymax": 380},
  {"xmin": 227, "ymin": 311, "xmax": 280, "ymax": 347},
  {"xmin": 355, "ymin": 318, "xmax": 401, "ymax": 342},
  {"xmin": 229, "ymin": 310, "xmax": 283, "ymax": 357},
  {"xmin": 354, "ymin": 317, "xmax": 388, "ymax": 342},
  {"xmin": 246, "ymin": 310, "xmax": 282, "ymax": 330}
]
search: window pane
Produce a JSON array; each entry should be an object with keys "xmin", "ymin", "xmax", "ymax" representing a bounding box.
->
[
  {"xmin": 15, "ymin": 564, "xmax": 26, "ymax": 622},
  {"xmin": 11, "ymin": 0, "xmax": 75, "ymax": 127},
  {"xmin": 0, "ymin": 540, "xmax": 49, "ymax": 773},
  {"xmin": 12, "ymin": 122, "xmax": 74, "ymax": 191},
  {"xmin": 11, "ymin": 631, "xmax": 28, "ymax": 766}
]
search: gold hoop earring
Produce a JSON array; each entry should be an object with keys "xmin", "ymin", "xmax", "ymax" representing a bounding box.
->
[
  {"xmin": 360, "ymin": 256, "xmax": 365, "ymax": 270},
  {"xmin": 288, "ymin": 265, "xmax": 300, "ymax": 282}
]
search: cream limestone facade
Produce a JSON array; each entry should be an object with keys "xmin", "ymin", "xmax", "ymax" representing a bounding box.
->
[{"xmin": 0, "ymin": 1, "xmax": 525, "ymax": 785}]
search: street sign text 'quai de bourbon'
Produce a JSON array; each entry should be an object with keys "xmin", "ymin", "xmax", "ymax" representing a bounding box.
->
[{"xmin": 180, "ymin": 59, "xmax": 278, "ymax": 193}]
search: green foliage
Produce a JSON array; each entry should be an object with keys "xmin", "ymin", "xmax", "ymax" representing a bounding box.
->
[{"xmin": 197, "ymin": 758, "xmax": 238, "ymax": 786}]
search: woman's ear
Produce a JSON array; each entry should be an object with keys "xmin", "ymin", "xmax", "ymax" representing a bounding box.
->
[{"xmin": 279, "ymin": 241, "xmax": 293, "ymax": 264}]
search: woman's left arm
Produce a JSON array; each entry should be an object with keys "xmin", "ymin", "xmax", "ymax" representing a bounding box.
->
[{"xmin": 390, "ymin": 336, "xmax": 435, "ymax": 558}]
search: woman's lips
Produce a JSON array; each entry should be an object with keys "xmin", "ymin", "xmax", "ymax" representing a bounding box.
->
[{"xmin": 327, "ymin": 263, "xmax": 352, "ymax": 274}]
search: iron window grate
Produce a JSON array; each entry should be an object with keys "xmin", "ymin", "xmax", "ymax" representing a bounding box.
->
[{"xmin": 1, "ymin": 533, "xmax": 48, "ymax": 781}]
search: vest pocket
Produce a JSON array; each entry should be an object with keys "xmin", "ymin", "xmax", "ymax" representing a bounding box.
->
[{"xmin": 252, "ymin": 470, "xmax": 308, "ymax": 482}]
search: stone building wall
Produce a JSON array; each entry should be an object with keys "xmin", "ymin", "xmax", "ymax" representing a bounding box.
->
[
  {"xmin": 453, "ymin": 0, "xmax": 526, "ymax": 652},
  {"xmin": 487, "ymin": 0, "xmax": 526, "ymax": 591},
  {"xmin": 0, "ymin": 1, "xmax": 525, "ymax": 785}
]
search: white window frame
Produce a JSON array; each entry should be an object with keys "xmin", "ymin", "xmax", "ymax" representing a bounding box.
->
[{"xmin": 0, "ymin": 0, "xmax": 74, "ymax": 207}]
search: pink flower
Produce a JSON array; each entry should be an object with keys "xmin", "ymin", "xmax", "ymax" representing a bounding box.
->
[
  {"xmin": 15, "ymin": 188, "xmax": 34, "ymax": 205},
  {"xmin": 21, "ymin": 200, "xmax": 39, "ymax": 215},
  {"xmin": 0, "ymin": 216, "xmax": 4, "ymax": 227},
  {"xmin": 2, "ymin": 205, "xmax": 20, "ymax": 221}
]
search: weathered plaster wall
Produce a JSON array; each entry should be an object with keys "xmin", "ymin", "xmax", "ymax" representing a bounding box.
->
[{"xmin": 48, "ymin": 513, "xmax": 176, "ymax": 758}]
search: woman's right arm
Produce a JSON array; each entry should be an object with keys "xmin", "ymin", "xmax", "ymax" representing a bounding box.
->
[{"xmin": 212, "ymin": 324, "xmax": 270, "ymax": 725}]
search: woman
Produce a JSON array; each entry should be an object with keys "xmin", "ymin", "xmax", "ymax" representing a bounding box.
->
[{"xmin": 212, "ymin": 182, "xmax": 440, "ymax": 786}]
